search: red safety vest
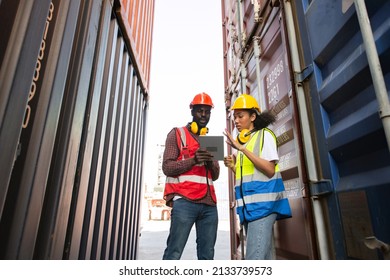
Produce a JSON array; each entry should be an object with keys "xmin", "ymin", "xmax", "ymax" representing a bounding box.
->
[{"xmin": 163, "ymin": 127, "xmax": 216, "ymax": 204}]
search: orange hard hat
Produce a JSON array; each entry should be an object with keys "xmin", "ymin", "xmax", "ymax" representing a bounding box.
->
[{"xmin": 189, "ymin": 92, "xmax": 214, "ymax": 109}]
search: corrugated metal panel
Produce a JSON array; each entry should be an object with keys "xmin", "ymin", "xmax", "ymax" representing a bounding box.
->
[
  {"xmin": 0, "ymin": 0, "xmax": 67, "ymax": 259},
  {"xmin": 0, "ymin": 0, "xmax": 153, "ymax": 260},
  {"xmin": 114, "ymin": 0, "xmax": 155, "ymax": 94},
  {"xmin": 221, "ymin": 0, "xmax": 317, "ymax": 259},
  {"xmin": 0, "ymin": 0, "xmax": 52, "ymax": 220},
  {"xmin": 293, "ymin": 0, "xmax": 390, "ymax": 259}
]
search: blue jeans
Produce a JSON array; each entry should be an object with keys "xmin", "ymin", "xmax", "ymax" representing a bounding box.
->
[
  {"xmin": 162, "ymin": 198, "xmax": 218, "ymax": 260},
  {"xmin": 244, "ymin": 213, "xmax": 277, "ymax": 260}
]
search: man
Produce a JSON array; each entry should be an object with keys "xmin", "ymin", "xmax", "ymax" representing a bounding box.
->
[{"xmin": 162, "ymin": 92, "xmax": 220, "ymax": 260}]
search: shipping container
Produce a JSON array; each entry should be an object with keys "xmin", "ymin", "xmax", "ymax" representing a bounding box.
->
[
  {"xmin": 221, "ymin": 0, "xmax": 390, "ymax": 259},
  {"xmin": 0, "ymin": 0, "xmax": 155, "ymax": 260}
]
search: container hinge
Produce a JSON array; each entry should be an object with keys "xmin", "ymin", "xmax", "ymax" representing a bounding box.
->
[
  {"xmin": 309, "ymin": 179, "xmax": 333, "ymax": 196},
  {"xmin": 295, "ymin": 64, "xmax": 313, "ymax": 83}
]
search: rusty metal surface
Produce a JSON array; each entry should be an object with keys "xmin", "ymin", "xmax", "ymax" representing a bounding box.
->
[
  {"xmin": 221, "ymin": 0, "xmax": 316, "ymax": 259},
  {"xmin": 114, "ymin": 0, "xmax": 155, "ymax": 96},
  {"xmin": 0, "ymin": 0, "xmax": 152, "ymax": 260}
]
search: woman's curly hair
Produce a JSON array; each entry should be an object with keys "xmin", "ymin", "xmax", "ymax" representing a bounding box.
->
[{"xmin": 249, "ymin": 109, "xmax": 276, "ymax": 130}]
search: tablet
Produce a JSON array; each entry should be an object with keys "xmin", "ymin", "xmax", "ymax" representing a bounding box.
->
[{"xmin": 198, "ymin": 136, "xmax": 225, "ymax": 161}]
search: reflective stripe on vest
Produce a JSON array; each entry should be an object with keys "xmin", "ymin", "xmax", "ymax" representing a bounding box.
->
[
  {"xmin": 165, "ymin": 174, "xmax": 213, "ymax": 185},
  {"xmin": 177, "ymin": 127, "xmax": 187, "ymax": 159},
  {"xmin": 235, "ymin": 186, "xmax": 288, "ymax": 207}
]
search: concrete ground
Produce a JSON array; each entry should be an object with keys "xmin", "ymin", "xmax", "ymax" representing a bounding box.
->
[{"xmin": 137, "ymin": 219, "xmax": 231, "ymax": 260}]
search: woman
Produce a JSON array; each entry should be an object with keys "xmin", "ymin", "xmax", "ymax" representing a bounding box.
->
[{"xmin": 223, "ymin": 94, "xmax": 292, "ymax": 260}]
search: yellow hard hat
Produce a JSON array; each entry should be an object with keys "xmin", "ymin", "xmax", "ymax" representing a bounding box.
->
[{"xmin": 231, "ymin": 94, "xmax": 260, "ymax": 112}]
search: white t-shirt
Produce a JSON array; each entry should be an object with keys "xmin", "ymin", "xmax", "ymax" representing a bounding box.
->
[
  {"xmin": 261, "ymin": 129, "xmax": 279, "ymax": 162},
  {"xmin": 232, "ymin": 129, "xmax": 279, "ymax": 162}
]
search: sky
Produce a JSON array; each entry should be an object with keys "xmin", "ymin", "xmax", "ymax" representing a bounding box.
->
[{"xmin": 144, "ymin": 0, "xmax": 227, "ymax": 190}]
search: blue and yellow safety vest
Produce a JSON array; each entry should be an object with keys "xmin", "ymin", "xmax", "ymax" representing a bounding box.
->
[{"xmin": 235, "ymin": 128, "xmax": 292, "ymax": 224}]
